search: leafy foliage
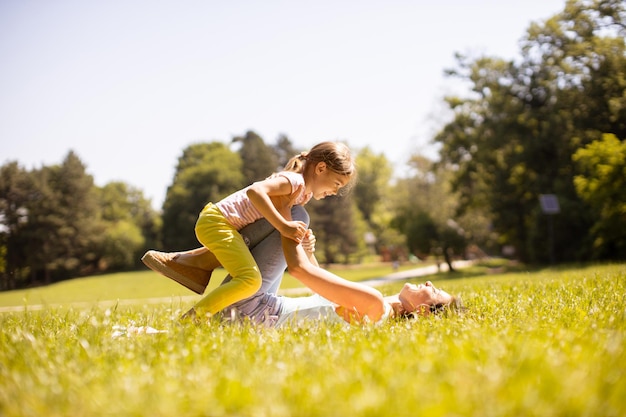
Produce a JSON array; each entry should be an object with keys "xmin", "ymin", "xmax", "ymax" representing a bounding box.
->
[
  {"xmin": 573, "ymin": 133, "xmax": 626, "ymax": 258},
  {"xmin": 161, "ymin": 142, "xmax": 245, "ymax": 250},
  {"xmin": 434, "ymin": 0, "xmax": 626, "ymax": 263},
  {"xmin": 0, "ymin": 153, "xmax": 159, "ymax": 289},
  {"xmin": 97, "ymin": 181, "xmax": 161, "ymax": 269},
  {"xmin": 272, "ymin": 134, "xmax": 300, "ymax": 169},
  {"xmin": 307, "ymin": 195, "xmax": 365, "ymax": 264},
  {"xmin": 16, "ymin": 152, "xmax": 101, "ymax": 282},
  {"xmin": 390, "ymin": 156, "xmax": 473, "ymax": 269},
  {"xmin": 233, "ymin": 130, "xmax": 279, "ymax": 184}
]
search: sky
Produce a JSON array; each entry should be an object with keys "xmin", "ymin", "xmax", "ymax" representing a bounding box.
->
[{"xmin": 1, "ymin": 0, "xmax": 566, "ymax": 209}]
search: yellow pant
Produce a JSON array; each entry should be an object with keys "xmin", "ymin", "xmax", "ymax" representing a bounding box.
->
[{"xmin": 193, "ymin": 203, "xmax": 262, "ymax": 314}]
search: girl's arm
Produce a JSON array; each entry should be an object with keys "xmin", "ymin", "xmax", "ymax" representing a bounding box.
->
[
  {"xmin": 281, "ymin": 235, "xmax": 386, "ymax": 323},
  {"xmin": 247, "ymin": 176, "xmax": 307, "ymax": 242}
]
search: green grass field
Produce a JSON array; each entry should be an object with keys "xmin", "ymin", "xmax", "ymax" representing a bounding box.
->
[
  {"xmin": 1, "ymin": 262, "xmax": 624, "ymax": 416},
  {"xmin": 0, "ymin": 262, "xmax": 424, "ymax": 309}
]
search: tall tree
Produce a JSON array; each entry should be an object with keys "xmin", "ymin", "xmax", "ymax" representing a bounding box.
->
[
  {"xmin": 308, "ymin": 195, "xmax": 365, "ymax": 264},
  {"xmin": 0, "ymin": 162, "xmax": 33, "ymax": 289},
  {"xmin": 272, "ymin": 134, "xmax": 300, "ymax": 169},
  {"xmin": 390, "ymin": 155, "xmax": 470, "ymax": 270},
  {"xmin": 351, "ymin": 147, "xmax": 403, "ymax": 257},
  {"xmin": 96, "ymin": 182, "xmax": 160, "ymax": 269},
  {"xmin": 19, "ymin": 152, "xmax": 101, "ymax": 282},
  {"xmin": 161, "ymin": 142, "xmax": 244, "ymax": 250},
  {"xmin": 232, "ymin": 131, "xmax": 278, "ymax": 184},
  {"xmin": 353, "ymin": 147, "xmax": 392, "ymax": 226}
]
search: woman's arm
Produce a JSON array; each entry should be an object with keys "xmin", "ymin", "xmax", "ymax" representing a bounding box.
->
[{"xmin": 281, "ymin": 236, "xmax": 386, "ymax": 323}]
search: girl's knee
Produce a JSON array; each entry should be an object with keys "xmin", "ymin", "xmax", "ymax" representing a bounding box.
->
[{"xmin": 237, "ymin": 270, "xmax": 263, "ymax": 295}]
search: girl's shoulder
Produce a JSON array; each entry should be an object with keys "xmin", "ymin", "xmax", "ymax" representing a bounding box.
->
[
  {"xmin": 273, "ymin": 171, "xmax": 305, "ymax": 187},
  {"xmin": 273, "ymin": 171, "xmax": 311, "ymax": 205}
]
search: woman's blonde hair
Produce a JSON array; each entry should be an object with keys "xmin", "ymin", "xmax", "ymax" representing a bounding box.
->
[
  {"xmin": 283, "ymin": 141, "xmax": 357, "ymax": 191},
  {"xmin": 398, "ymin": 295, "xmax": 465, "ymax": 319}
]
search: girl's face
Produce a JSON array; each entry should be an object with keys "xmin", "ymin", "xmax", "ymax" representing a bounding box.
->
[
  {"xmin": 398, "ymin": 281, "xmax": 452, "ymax": 315},
  {"xmin": 309, "ymin": 162, "xmax": 350, "ymax": 200}
]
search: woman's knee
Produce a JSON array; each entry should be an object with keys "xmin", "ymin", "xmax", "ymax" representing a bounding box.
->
[{"xmin": 291, "ymin": 205, "xmax": 310, "ymax": 226}]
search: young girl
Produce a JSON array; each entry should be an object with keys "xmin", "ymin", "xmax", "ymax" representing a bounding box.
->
[{"xmin": 146, "ymin": 141, "xmax": 356, "ymax": 317}]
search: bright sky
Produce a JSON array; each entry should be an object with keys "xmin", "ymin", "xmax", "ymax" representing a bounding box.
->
[{"xmin": 1, "ymin": 0, "xmax": 565, "ymax": 209}]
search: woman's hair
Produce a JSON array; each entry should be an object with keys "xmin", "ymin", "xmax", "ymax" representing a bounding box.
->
[
  {"xmin": 431, "ymin": 295, "xmax": 465, "ymax": 315},
  {"xmin": 283, "ymin": 142, "xmax": 357, "ymax": 191},
  {"xmin": 398, "ymin": 295, "xmax": 465, "ymax": 319}
]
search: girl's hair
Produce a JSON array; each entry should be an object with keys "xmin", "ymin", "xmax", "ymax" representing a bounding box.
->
[{"xmin": 284, "ymin": 142, "xmax": 356, "ymax": 189}]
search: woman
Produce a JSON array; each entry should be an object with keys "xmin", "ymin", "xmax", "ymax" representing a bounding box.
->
[{"xmin": 144, "ymin": 202, "xmax": 461, "ymax": 327}]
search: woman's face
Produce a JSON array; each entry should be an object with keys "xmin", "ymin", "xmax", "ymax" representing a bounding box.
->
[
  {"xmin": 398, "ymin": 281, "xmax": 453, "ymax": 315},
  {"xmin": 310, "ymin": 162, "xmax": 350, "ymax": 200}
]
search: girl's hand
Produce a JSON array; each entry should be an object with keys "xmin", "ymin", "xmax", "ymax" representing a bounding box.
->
[
  {"xmin": 281, "ymin": 220, "xmax": 309, "ymax": 243},
  {"xmin": 301, "ymin": 229, "xmax": 316, "ymax": 253}
]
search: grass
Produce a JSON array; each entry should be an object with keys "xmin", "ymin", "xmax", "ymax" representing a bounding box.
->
[
  {"xmin": 0, "ymin": 261, "xmax": 425, "ymax": 308},
  {"xmin": 0, "ymin": 262, "xmax": 625, "ymax": 416}
]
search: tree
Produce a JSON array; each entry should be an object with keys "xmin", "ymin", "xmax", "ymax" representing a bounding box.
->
[
  {"xmin": 1, "ymin": 153, "xmax": 163, "ymax": 288},
  {"xmin": 308, "ymin": 195, "xmax": 365, "ymax": 264},
  {"xmin": 390, "ymin": 155, "xmax": 469, "ymax": 271},
  {"xmin": 351, "ymin": 147, "xmax": 404, "ymax": 259},
  {"xmin": 161, "ymin": 142, "xmax": 245, "ymax": 250},
  {"xmin": 272, "ymin": 134, "xmax": 300, "ymax": 169},
  {"xmin": 232, "ymin": 131, "xmax": 278, "ymax": 184},
  {"xmin": 573, "ymin": 134, "xmax": 626, "ymax": 258},
  {"xmin": 0, "ymin": 161, "xmax": 33, "ymax": 289},
  {"xmin": 353, "ymin": 147, "xmax": 392, "ymax": 226},
  {"xmin": 96, "ymin": 182, "xmax": 160, "ymax": 269},
  {"xmin": 18, "ymin": 152, "xmax": 102, "ymax": 282}
]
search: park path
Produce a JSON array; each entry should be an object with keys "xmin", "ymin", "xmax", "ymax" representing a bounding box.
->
[
  {"xmin": 0, "ymin": 260, "xmax": 472, "ymax": 312},
  {"xmin": 278, "ymin": 259, "xmax": 472, "ymax": 295}
]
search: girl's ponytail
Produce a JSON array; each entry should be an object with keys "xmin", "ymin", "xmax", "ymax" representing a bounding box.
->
[{"xmin": 283, "ymin": 152, "xmax": 308, "ymax": 173}]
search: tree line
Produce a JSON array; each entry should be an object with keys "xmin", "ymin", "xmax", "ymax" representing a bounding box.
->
[
  {"xmin": 433, "ymin": 0, "xmax": 625, "ymax": 262},
  {"xmin": 1, "ymin": 0, "xmax": 624, "ymax": 290}
]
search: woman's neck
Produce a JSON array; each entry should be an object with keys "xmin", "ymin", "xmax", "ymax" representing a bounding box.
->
[{"xmin": 383, "ymin": 295, "xmax": 404, "ymax": 318}]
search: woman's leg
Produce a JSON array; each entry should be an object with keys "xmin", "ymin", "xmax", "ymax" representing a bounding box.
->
[
  {"xmin": 218, "ymin": 206, "xmax": 309, "ymax": 322},
  {"xmin": 226, "ymin": 205, "xmax": 310, "ymax": 295},
  {"xmin": 175, "ymin": 215, "xmax": 277, "ymax": 270}
]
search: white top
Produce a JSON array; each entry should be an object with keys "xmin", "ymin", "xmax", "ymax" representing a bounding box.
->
[
  {"xmin": 275, "ymin": 294, "xmax": 393, "ymax": 327},
  {"xmin": 216, "ymin": 171, "xmax": 312, "ymax": 230}
]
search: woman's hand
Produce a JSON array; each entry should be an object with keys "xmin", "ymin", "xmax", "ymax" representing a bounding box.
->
[
  {"xmin": 301, "ymin": 229, "xmax": 316, "ymax": 253},
  {"xmin": 280, "ymin": 220, "xmax": 309, "ymax": 243}
]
